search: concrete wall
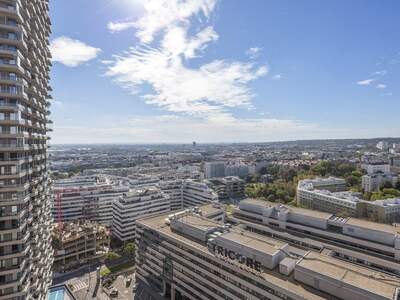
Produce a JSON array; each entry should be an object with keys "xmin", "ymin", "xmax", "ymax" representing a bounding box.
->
[
  {"xmin": 342, "ymin": 224, "xmax": 395, "ymax": 247},
  {"xmin": 287, "ymin": 213, "xmax": 328, "ymax": 230}
]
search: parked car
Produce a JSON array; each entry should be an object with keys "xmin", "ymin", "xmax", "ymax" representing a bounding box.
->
[
  {"xmin": 110, "ymin": 288, "xmax": 118, "ymax": 298},
  {"xmin": 125, "ymin": 277, "xmax": 132, "ymax": 287}
]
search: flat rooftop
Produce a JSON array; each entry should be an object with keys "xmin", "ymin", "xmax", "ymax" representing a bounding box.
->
[
  {"xmin": 297, "ymin": 251, "xmax": 400, "ymax": 299},
  {"xmin": 137, "ymin": 209, "xmax": 331, "ymax": 300},
  {"xmin": 199, "ymin": 203, "xmax": 224, "ymax": 217},
  {"xmin": 217, "ymin": 231, "xmax": 286, "ymax": 255},
  {"xmin": 240, "ymin": 198, "xmax": 333, "ymax": 220},
  {"xmin": 344, "ymin": 217, "xmax": 400, "ymax": 235},
  {"xmin": 173, "ymin": 214, "xmax": 221, "ymax": 232},
  {"xmin": 239, "ymin": 198, "xmax": 277, "ymax": 208},
  {"xmin": 285, "ymin": 205, "xmax": 333, "ymax": 220}
]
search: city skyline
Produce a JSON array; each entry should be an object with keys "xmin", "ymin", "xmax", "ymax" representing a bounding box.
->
[{"xmin": 49, "ymin": 0, "xmax": 400, "ymax": 144}]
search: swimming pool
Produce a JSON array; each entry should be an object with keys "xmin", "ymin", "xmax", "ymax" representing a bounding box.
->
[
  {"xmin": 48, "ymin": 286, "xmax": 74, "ymax": 300},
  {"xmin": 48, "ymin": 287, "xmax": 65, "ymax": 300}
]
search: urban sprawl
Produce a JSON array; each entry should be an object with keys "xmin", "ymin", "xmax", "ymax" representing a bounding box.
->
[
  {"xmin": 47, "ymin": 139, "xmax": 400, "ymax": 299},
  {"xmin": 0, "ymin": 1, "xmax": 400, "ymax": 300}
]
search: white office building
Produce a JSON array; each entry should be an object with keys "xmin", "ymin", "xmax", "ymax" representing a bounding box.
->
[
  {"xmin": 136, "ymin": 203, "xmax": 400, "ymax": 300},
  {"xmin": 159, "ymin": 179, "xmax": 183, "ymax": 211},
  {"xmin": 204, "ymin": 161, "xmax": 226, "ymax": 179},
  {"xmin": 53, "ymin": 175, "xmax": 129, "ymax": 225},
  {"xmin": 362, "ymin": 163, "xmax": 391, "ymax": 175},
  {"xmin": 111, "ymin": 187, "xmax": 170, "ymax": 242},
  {"xmin": 182, "ymin": 179, "xmax": 219, "ymax": 207},
  {"xmin": 362, "ymin": 173, "xmax": 398, "ymax": 192},
  {"xmin": 298, "ymin": 177, "xmax": 400, "ymax": 223}
]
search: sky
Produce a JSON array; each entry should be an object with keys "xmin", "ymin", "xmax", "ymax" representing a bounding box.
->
[{"xmin": 49, "ymin": 0, "xmax": 400, "ymax": 144}]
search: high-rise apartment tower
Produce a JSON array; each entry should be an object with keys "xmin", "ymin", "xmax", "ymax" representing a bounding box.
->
[{"xmin": 0, "ymin": 0, "xmax": 53, "ymax": 299}]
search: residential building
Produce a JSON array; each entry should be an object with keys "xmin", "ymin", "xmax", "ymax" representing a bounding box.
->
[
  {"xmin": 182, "ymin": 179, "xmax": 218, "ymax": 207},
  {"xmin": 224, "ymin": 164, "xmax": 249, "ymax": 178},
  {"xmin": 297, "ymin": 178, "xmax": 361, "ymax": 217},
  {"xmin": 206, "ymin": 176, "xmax": 245, "ymax": 201},
  {"xmin": 135, "ymin": 204, "xmax": 400, "ymax": 300},
  {"xmin": 0, "ymin": 0, "xmax": 54, "ymax": 298},
  {"xmin": 362, "ymin": 163, "xmax": 391, "ymax": 175},
  {"xmin": 112, "ymin": 187, "xmax": 170, "ymax": 242},
  {"xmin": 377, "ymin": 141, "xmax": 390, "ymax": 151},
  {"xmin": 362, "ymin": 172, "xmax": 398, "ymax": 192},
  {"xmin": 53, "ymin": 175, "xmax": 129, "ymax": 225},
  {"xmin": 366, "ymin": 198, "xmax": 400, "ymax": 223},
  {"xmin": 297, "ymin": 177, "xmax": 400, "ymax": 222},
  {"xmin": 126, "ymin": 174, "xmax": 159, "ymax": 189},
  {"xmin": 52, "ymin": 221, "xmax": 110, "ymax": 272},
  {"xmin": 159, "ymin": 179, "xmax": 183, "ymax": 211},
  {"xmin": 300, "ymin": 177, "xmax": 347, "ymax": 192},
  {"xmin": 204, "ymin": 161, "xmax": 225, "ymax": 179}
]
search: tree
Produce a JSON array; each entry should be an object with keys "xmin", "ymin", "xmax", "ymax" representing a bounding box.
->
[
  {"xmin": 381, "ymin": 188, "xmax": 400, "ymax": 197},
  {"xmin": 266, "ymin": 194, "xmax": 276, "ymax": 202},
  {"xmin": 346, "ymin": 175, "xmax": 360, "ymax": 187},
  {"xmin": 123, "ymin": 243, "xmax": 136, "ymax": 257},
  {"xmin": 105, "ymin": 252, "xmax": 121, "ymax": 261},
  {"xmin": 381, "ymin": 181, "xmax": 393, "ymax": 189}
]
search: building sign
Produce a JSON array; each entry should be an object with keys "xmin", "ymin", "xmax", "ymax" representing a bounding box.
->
[{"xmin": 208, "ymin": 243, "xmax": 262, "ymax": 272}]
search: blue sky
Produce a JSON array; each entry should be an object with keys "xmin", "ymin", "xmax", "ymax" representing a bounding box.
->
[{"xmin": 49, "ymin": 0, "xmax": 400, "ymax": 144}]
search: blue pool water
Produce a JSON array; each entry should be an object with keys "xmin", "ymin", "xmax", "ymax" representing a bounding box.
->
[{"xmin": 48, "ymin": 288, "xmax": 65, "ymax": 300}]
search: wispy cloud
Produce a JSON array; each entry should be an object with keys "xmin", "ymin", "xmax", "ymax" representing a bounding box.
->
[
  {"xmin": 371, "ymin": 70, "xmax": 387, "ymax": 76},
  {"xmin": 272, "ymin": 74, "xmax": 283, "ymax": 80},
  {"xmin": 356, "ymin": 78, "xmax": 375, "ymax": 86},
  {"xmin": 107, "ymin": 0, "xmax": 216, "ymax": 43},
  {"xmin": 381, "ymin": 92, "xmax": 393, "ymax": 97},
  {"xmin": 50, "ymin": 37, "xmax": 101, "ymax": 67},
  {"xmin": 108, "ymin": 20, "xmax": 136, "ymax": 33},
  {"xmin": 376, "ymin": 83, "xmax": 387, "ymax": 89},
  {"xmin": 246, "ymin": 47, "xmax": 261, "ymax": 59},
  {"xmin": 106, "ymin": 0, "xmax": 268, "ymax": 117}
]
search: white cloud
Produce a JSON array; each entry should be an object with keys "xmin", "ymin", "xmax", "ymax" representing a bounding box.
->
[
  {"xmin": 50, "ymin": 37, "xmax": 101, "ymax": 67},
  {"xmin": 372, "ymin": 70, "xmax": 387, "ymax": 76},
  {"xmin": 108, "ymin": 21, "xmax": 137, "ymax": 33},
  {"xmin": 272, "ymin": 74, "xmax": 283, "ymax": 80},
  {"xmin": 161, "ymin": 25, "xmax": 218, "ymax": 59},
  {"xmin": 107, "ymin": 0, "xmax": 217, "ymax": 43},
  {"xmin": 381, "ymin": 92, "xmax": 393, "ymax": 96},
  {"xmin": 376, "ymin": 83, "xmax": 387, "ymax": 89},
  {"xmin": 356, "ymin": 79, "xmax": 375, "ymax": 86},
  {"xmin": 107, "ymin": 45, "xmax": 267, "ymax": 114},
  {"xmin": 106, "ymin": 0, "xmax": 268, "ymax": 116},
  {"xmin": 246, "ymin": 47, "xmax": 261, "ymax": 59}
]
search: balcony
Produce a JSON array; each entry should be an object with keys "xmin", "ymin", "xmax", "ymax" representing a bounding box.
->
[
  {"xmin": 0, "ymin": 3, "xmax": 20, "ymax": 17},
  {"xmin": 0, "ymin": 59, "xmax": 24, "ymax": 75},
  {"xmin": 0, "ymin": 74, "xmax": 24, "ymax": 86}
]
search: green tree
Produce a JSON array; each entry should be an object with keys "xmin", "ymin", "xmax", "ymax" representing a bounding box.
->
[
  {"xmin": 382, "ymin": 181, "xmax": 393, "ymax": 189},
  {"xmin": 346, "ymin": 175, "xmax": 360, "ymax": 187},
  {"xmin": 105, "ymin": 252, "xmax": 121, "ymax": 261},
  {"xmin": 123, "ymin": 243, "xmax": 136, "ymax": 257}
]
